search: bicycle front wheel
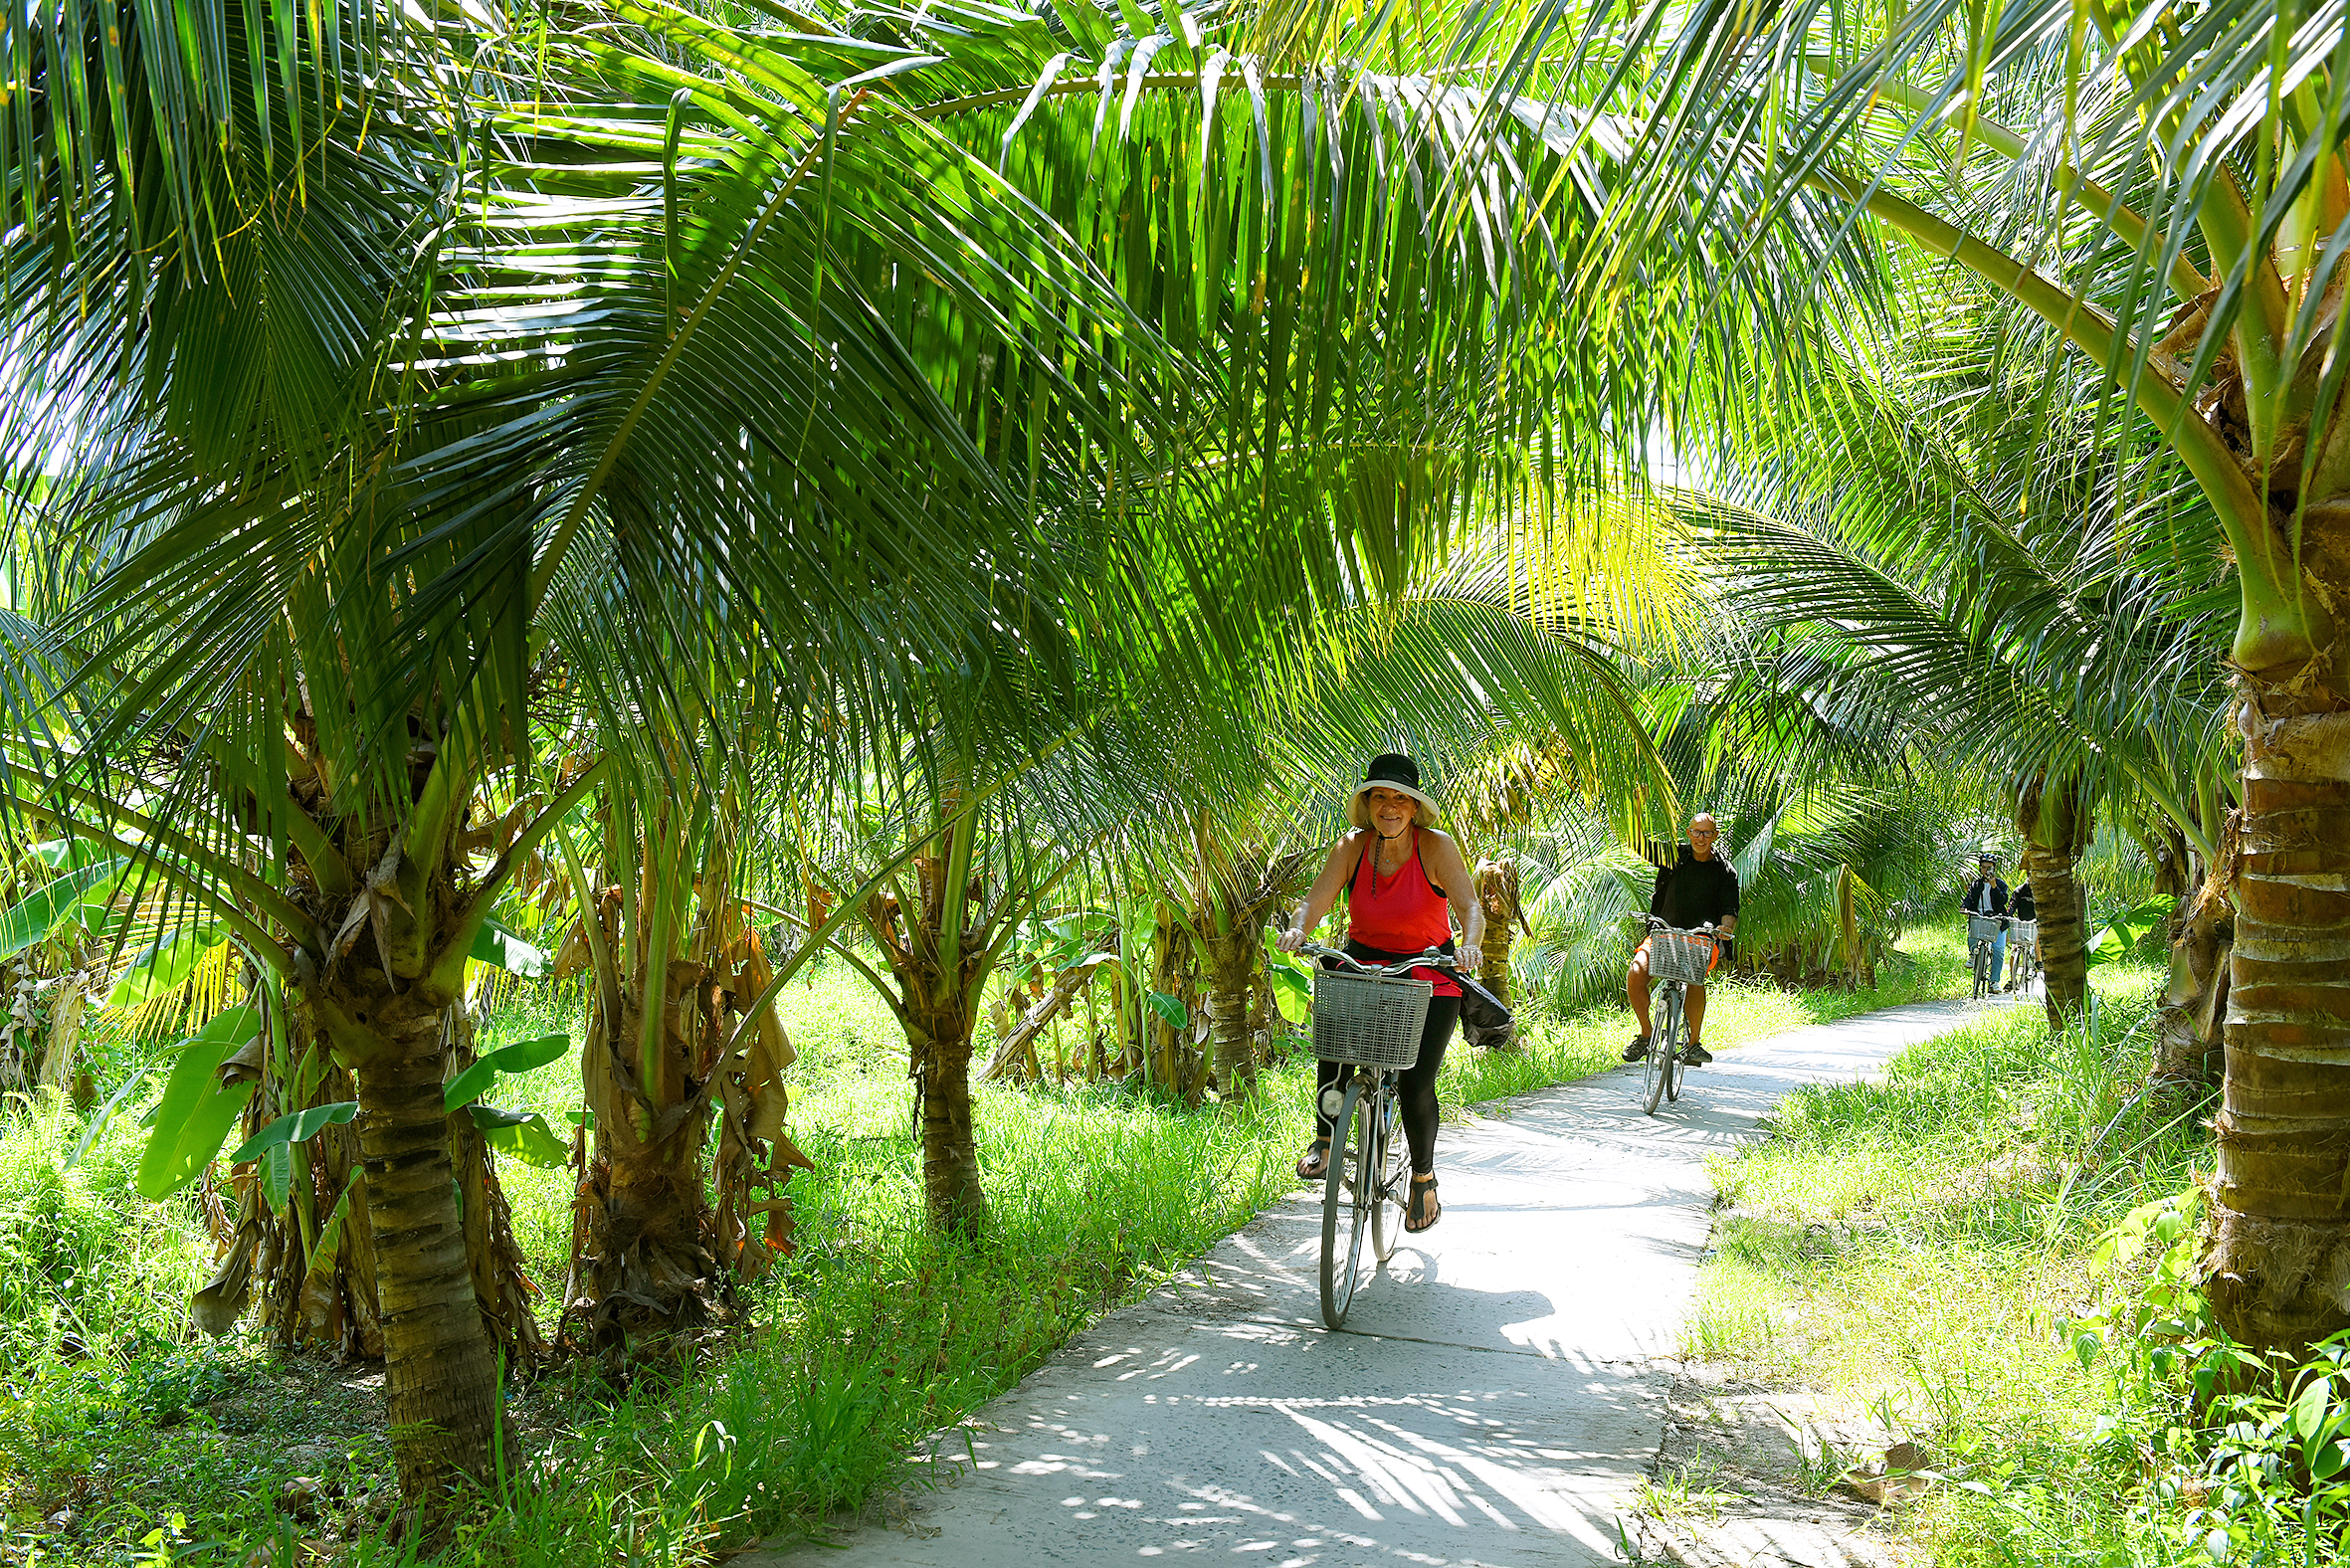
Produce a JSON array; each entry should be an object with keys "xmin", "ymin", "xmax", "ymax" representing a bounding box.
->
[
  {"xmin": 1971, "ymin": 942, "xmax": 1990, "ymax": 999},
  {"xmin": 1665, "ymin": 990, "xmax": 1685, "ymax": 1104},
  {"xmin": 1368, "ymin": 1086, "xmax": 1409, "ymax": 1264},
  {"xmin": 1643, "ymin": 987, "xmax": 1673, "ymax": 1115},
  {"xmin": 1320, "ymin": 1079, "xmax": 1371, "ymax": 1328}
]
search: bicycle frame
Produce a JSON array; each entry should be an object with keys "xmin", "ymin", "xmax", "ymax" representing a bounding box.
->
[
  {"xmin": 1298, "ymin": 941, "xmax": 1450, "ymax": 1327},
  {"xmin": 1965, "ymin": 910, "xmax": 2013, "ymax": 1000},
  {"xmin": 1640, "ymin": 919, "xmax": 1716, "ymax": 1115},
  {"xmin": 2008, "ymin": 921, "xmax": 2041, "ymax": 993}
]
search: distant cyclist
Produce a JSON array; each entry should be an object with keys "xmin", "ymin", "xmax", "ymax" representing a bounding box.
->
[
  {"xmin": 1963, "ymin": 853, "xmax": 2013, "ymax": 986},
  {"xmin": 1624, "ymin": 814, "xmax": 1740, "ymax": 1069},
  {"xmin": 1278, "ymin": 754, "xmax": 1484, "ymax": 1235}
]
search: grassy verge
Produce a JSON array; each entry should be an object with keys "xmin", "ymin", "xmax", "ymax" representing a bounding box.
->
[
  {"xmin": 1675, "ymin": 954, "xmax": 2283, "ymax": 1564},
  {"xmin": 0, "ymin": 926, "xmax": 1974, "ymax": 1567}
]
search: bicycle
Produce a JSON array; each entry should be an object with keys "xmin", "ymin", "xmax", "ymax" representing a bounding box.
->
[
  {"xmin": 1638, "ymin": 919, "xmax": 1719, "ymax": 1116},
  {"xmin": 2008, "ymin": 918, "xmax": 2040, "ymax": 993},
  {"xmin": 1966, "ymin": 910, "xmax": 2013, "ymax": 999},
  {"xmin": 1298, "ymin": 940, "xmax": 1451, "ymax": 1330}
]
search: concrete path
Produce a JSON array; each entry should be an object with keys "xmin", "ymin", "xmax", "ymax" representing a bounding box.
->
[{"xmin": 748, "ymin": 996, "xmax": 2017, "ymax": 1568}]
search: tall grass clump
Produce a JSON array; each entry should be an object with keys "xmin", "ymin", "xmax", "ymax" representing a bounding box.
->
[
  {"xmin": 0, "ymin": 1090, "xmax": 209, "ymax": 1363},
  {"xmin": 0, "ymin": 1089, "xmax": 221, "ymax": 1534},
  {"xmin": 1682, "ymin": 959, "xmax": 2299, "ymax": 1564}
]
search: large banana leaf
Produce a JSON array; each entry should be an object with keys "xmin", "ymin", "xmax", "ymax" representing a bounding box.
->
[
  {"xmin": 0, "ymin": 857, "xmax": 127, "ymax": 961},
  {"xmin": 135, "ymin": 1004, "xmax": 265, "ymax": 1202}
]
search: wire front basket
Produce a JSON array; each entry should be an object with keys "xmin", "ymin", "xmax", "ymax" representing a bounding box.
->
[
  {"xmin": 1311, "ymin": 966, "xmax": 1434, "ymax": 1071},
  {"xmin": 2011, "ymin": 918, "xmax": 2038, "ymax": 946},
  {"xmin": 1646, "ymin": 928, "xmax": 1716, "ymax": 986},
  {"xmin": 1967, "ymin": 912, "xmax": 2007, "ymax": 947}
]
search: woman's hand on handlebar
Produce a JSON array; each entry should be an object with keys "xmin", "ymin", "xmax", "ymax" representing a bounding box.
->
[{"xmin": 1275, "ymin": 925, "xmax": 1308, "ymax": 954}]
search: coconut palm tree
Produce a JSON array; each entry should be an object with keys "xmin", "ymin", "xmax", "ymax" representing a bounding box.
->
[
  {"xmin": 0, "ymin": 0, "xmax": 1271, "ymax": 1522},
  {"xmin": 547, "ymin": 753, "xmax": 813, "ymax": 1354},
  {"xmin": 1538, "ymin": 0, "xmax": 2346, "ymax": 1349},
  {"xmin": 1664, "ymin": 309, "xmax": 2237, "ymax": 1023}
]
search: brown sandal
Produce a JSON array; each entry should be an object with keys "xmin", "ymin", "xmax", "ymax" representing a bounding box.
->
[
  {"xmin": 1296, "ymin": 1138, "xmax": 1331, "ymax": 1182},
  {"xmin": 1406, "ymin": 1174, "xmax": 1441, "ymax": 1233}
]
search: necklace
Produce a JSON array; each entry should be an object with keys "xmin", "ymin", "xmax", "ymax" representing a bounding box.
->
[{"xmin": 1372, "ymin": 828, "xmax": 1413, "ymax": 884}]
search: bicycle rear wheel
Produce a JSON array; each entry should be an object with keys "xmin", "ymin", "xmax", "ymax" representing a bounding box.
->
[
  {"xmin": 1642, "ymin": 987, "xmax": 1673, "ymax": 1115},
  {"xmin": 1320, "ymin": 1079, "xmax": 1371, "ymax": 1328},
  {"xmin": 1368, "ymin": 1086, "xmax": 1408, "ymax": 1264}
]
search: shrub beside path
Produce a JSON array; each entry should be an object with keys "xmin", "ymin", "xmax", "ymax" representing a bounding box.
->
[{"xmin": 746, "ymin": 996, "xmax": 2019, "ymax": 1568}]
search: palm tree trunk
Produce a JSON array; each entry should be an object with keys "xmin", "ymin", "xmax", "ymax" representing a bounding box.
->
[
  {"xmin": 208, "ymin": 999, "xmax": 533, "ymax": 1366},
  {"xmin": 2015, "ymin": 773, "xmax": 2093, "ymax": 1027},
  {"xmin": 1474, "ymin": 860, "xmax": 1520, "ymax": 1001},
  {"xmin": 573, "ymin": 964, "xmax": 721, "ymax": 1350},
  {"xmin": 909, "ymin": 1003, "xmax": 988, "ymax": 1236},
  {"xmin": 2152, "ymin": 877, "xmax": 2233, "ymax": 1089},
  {"xmin": 2140, "ymin": 823, "xmax": 2194, "ymax": 899},
  {"xmin": 862, "ymin": 824, "xmax": 993, "ymax": 1237},
  {"xmin": 2206, "ymin": 695, "xmax": 2350, "ymax": 1349},
  {"xmin": 37, "ymin": 971, "xmax": 88, "ymax": 1090},
  {"xmin": 341, "ymin": 987, "xmax": 501, "ymax": 1524},
  {"xmin": 2023, "ymin": 845, "xmax": 2089, "ymax": 1023},
  {"xmin": 1203, "ymin": 920, "xmax": 1260, "ymax": 1091},
  {"xmin": 1199, "ymin": 849, "xmax": 1305, "ymax": 1085}
]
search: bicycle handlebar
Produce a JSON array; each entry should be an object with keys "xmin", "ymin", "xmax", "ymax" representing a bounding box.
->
[
  {"xmin": 1296, "ymin": 940, "xmax": 1459, "ymax": 978},
  {"xmin": 1646, "ymin": 918, "xmax": 1720, "ymax": 936}
]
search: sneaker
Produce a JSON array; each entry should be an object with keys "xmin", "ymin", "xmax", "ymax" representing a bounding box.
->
[
  {"xmin": 1623, "ymin": 1035, "xmax": 1652, "ymax": 1062},
  {"xmin": 1678, "ymin": 1042, "xmax": 1714, "ymax": 1067}
]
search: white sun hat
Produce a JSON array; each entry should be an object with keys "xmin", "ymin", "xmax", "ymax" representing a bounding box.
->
[{"xmin": 1347, "ymin": 753, "xmax": 1440, "ymax": 829}]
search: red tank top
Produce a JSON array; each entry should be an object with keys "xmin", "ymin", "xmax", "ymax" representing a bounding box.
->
[{"xmin": 1345, "ymin": 829, "xmax": 1460, "ymax": 997}]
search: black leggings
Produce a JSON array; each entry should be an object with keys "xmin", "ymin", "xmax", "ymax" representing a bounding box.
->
[{"xmin": 1315, "ymin": 996, "xmax": 1459, "ymax": 1175}]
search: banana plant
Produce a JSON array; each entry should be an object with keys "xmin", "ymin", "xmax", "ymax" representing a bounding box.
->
[
  {"xmin": 0, "ymin": 840, "xmax": 130, "ymax": 1092},
  {"xmin": 545, "ymin": 744, "xmax": 813, "ymax": 1353}
]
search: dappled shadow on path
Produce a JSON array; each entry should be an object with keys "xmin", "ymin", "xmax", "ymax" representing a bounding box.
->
[
  {"xmin": 748, "ymin": 997, "xmax": 2013, "ymax": 1567},
  {"xmin": 877, "ymin": 1283, "xmax": 1660, "ymax": 1567}
]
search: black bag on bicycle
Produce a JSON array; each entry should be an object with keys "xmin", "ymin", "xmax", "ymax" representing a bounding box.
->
[{"xmin": 1455, "ymin": 972, "xmax": 1513, "ymax": 1037}]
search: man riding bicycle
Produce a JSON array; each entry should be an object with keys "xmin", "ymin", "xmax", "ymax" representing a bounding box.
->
[
  {"xmin": 1964, "ymin": 853, "xmax": 2012, "ymax": 987},
  {"xmin": 1278, "ymin": 753, "xmax": 1483, "ymax": 1236},
  {"xmin": 1624, "ymin": 814, "xmax": 1739, "ymax": 1069}
]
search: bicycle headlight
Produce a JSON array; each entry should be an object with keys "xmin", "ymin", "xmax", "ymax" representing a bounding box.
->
[{"xmin": 1318, "ymin": 1086, "xmax": 1346, "ymax": 1121}]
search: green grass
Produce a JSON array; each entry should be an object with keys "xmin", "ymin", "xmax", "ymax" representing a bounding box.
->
[
  {"xmin": 0, "ymin": 925, "xmax": 1982, "ymax": 1566},
  {"xmin": 444, "ymin": 1063, "xmax": 1326, "ymax": 1566},
  {"xmin": 1676, "ymin": 952, "xmax": 2268, "ymax": 1565}
]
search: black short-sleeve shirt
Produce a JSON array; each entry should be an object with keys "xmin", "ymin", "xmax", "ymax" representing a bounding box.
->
[{"xmin": 1651, "ymin": 848, "xmax": 1740, "ymax": 928}]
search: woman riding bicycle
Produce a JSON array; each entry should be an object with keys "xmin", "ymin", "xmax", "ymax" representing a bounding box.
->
[{"xmin": 1277, "ymin": 753, "xmax": 1484, "ymax": 1235}]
